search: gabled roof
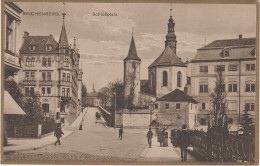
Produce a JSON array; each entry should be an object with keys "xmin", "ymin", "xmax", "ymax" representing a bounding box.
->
[
  {"xmin": 157, "ymin": 89, "xmax": 198, "ymax": 104},
  {"xmin": 191, "ymin": 37, "xmax": 256, "ymax": 62},
  {"xmin": 149, "ymin": 46, "xmax": 186, "ymax": 68},
  {"xmin": 200, "ymin": 37, "xmax": 256, "ymax": 49},
  {"xmin": 124, "ymin": 36, "xmax": 141, "ymax": 61},
  {"xmin": 59, "ymin": 24, "xmax": 70, "ymax": 48},
  {"xmin": 20, "ymin": 36, "xmax": 59, "ymax": 53}
]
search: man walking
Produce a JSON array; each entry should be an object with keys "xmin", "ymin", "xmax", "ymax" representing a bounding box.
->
[
  {"xmin": 178, "ymin": 124, "xmax": 190, "ymax": 161},
  {"xmin": 54, "ymin": 125, "xmax": 64, "ymax": 146},
  {"xmin": 147, "ymin": 128, "xmax": 153, "ymax": 148},
  {"xmin": 118, "ymin": 126, "xmax": 123, "ymax": 140}
]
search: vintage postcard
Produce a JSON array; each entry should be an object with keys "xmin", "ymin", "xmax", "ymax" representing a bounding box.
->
[{"xmin": 1, "ymin": 0, "xmax": 259, "ymax": 165}]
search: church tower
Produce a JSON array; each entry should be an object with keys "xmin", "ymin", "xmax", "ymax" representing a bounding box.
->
[
  {"xmin": 123, "ymin": 33, "xmax": 141, "ymax": 107},
  {"xmin": 165, "ymin": 9, "xmax": 177, "ymax": 54}
]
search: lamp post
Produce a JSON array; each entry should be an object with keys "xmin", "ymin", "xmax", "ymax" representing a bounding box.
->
[{"xmin": 113, "ymin": 89, "xmax": 116, "ymax": 129}]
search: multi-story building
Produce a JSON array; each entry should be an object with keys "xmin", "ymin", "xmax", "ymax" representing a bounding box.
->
[
  {"xmin": 4, "ymin": 2, "xmax": 23, "ymax": 82},
  {"xmin": 189, "ymin": 35, "xmax": 256, "ymax": 131},
  {"xmin": 18, "ymin": 13, "xmax": 83, "ymax": 125}
]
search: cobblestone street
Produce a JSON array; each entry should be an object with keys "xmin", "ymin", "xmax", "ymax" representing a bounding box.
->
[{"xmin": 4, "ymin": 107, "xmax": 148, "ymax": 162}]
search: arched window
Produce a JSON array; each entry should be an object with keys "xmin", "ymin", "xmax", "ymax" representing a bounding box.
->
[
  {"xmin": 26, "ymin": 58, "xmax": 30, "ymax": 66},
  {"xmin": 163, "ymin": 71, "xmax": 168, "ymax": 87},
  {"xmin": 64, "ymin": 58, "xmax": 69, "ymax": 67},
  {"xmin": 150, "ymin": 73, "xmax": 154, "ymax": 88},
  {"xmin": 177, "ymin": 71, "xmax": 182, "ymax": 87},
  {"xmin": 48, "ymin": 57, "xmax": 51, "ymax": 66},
  {"xmin": 31, "ymin": 57, "xmax": 35, "ymax": 66},
  {"xmin": 42, "ymin": 57, "xmax": 47, "ymax": 66}
]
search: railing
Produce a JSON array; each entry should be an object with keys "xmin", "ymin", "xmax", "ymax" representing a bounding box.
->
[{"xmin": 189, "ymin": 127, "xmax": 255, "ymax": 162}]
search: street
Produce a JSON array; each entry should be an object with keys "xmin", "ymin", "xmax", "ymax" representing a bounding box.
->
[{"xmin": 4, "ymin": 107, "xmax": 196, "ymax": 163}]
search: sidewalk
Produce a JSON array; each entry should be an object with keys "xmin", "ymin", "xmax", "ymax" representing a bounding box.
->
[
  {"xmin": 3, "ymin": 110, "xmax": 85, "ymax": 153},
  {"xmin": 138, "ymin": 135, "xmax": 197, "ymax": 162}
]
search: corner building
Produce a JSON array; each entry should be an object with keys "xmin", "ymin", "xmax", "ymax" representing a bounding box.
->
[{"xmin": 18, "ymin": 13, "xmax": 83, "ymax": 126}]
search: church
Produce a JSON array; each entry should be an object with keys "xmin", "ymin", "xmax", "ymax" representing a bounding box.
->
[{"xmin": 122, "ymin": 9, "xmax": 198, "ymax": 129}]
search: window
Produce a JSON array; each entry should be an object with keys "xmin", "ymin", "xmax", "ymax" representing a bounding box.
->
[
  {"xmin": 228, "ymin": 118, "xmax": 233, "ymax": 124},
  {"xmin": 228, "ymin": 84, "xmax": 237, "ymax": 92},
  {"xmin": 202, "ymin": 103, "xmax": 206, "ymax": 110},
  {"xmin": 155, "ymin": 103, "xmax": 158, "ymax": 109},
  {"xmin": 42, "ymin": 88, "xmax": 45, "ymax": 96},
  {"xmin": 245, "ymin": 103, "xmax": 255, "ymax": 111},
  {"xmin": 30, "ymin": 87, "xmax": 34, "ymax": 96},
  {"xmin": 187, "ymin": 77, "xmax": 191, "ymax": 85},
  {"xmin": 26, "ymin": 58, "xmax": 30, "ymax": 66},
  {"xmin": 150, "ymin": 73, "xmax": 154, "ymax": 88},
  {"xmin": 61, "ymin": 118, "xmax": 65, "ymax": 123},
  {"xmin": 62, "ymin": 88, "xmax": 65, "ymax": 97},
  {"xmin": 48, "ymin": 57, "xmax": 51, "ymax": 66},
  {"xmin": 200, "ymin": 66, "xmax": 208, "ymax": 72},
  {"xmin": 62, "ymin": 73, "xmax": 66, "ymax": 81},
  {"xmin": 42, "ymin": 104, "xmax": 49, "ymax": 113},
  {"xmin": 228, "ymin": 65, "xmax": 237, "ymax": 71},
  {"xmin": 132, "ymin": 62, "xmax": 135, "ymax": 68},
  {"xmin": 246, "ymin": 64, "xmax": 255, "ymax": 71},
  {"xmin": 46, "ymin": 45, "xmax": 52, "ymax": 51},
  {"xmin": 165, "ymin": 103, "xmax": 169, "ymax": 109},
  {"xmin": 163, "ymin": 71, "xmax": 168, "ymax": 87},
  {"xmin": 42, "ymin": 72, "xmax": 46, "ymax": 81},
  {"xmin": 47, "ymin": 72, "xmax": 51, "ymax": 81},
  {"xmin": 25, "ymin": 87, "xmax": 30, "ymax": 96},
  {"xmin": 177, "ymin": 71, "xmax": 182, "ymax": 87},
  {"xmin": 224, "ymin": 50, "xmax": 230, "ymax": 57},
  {"xmin": 31, "ymin": 58, "xmax": 35, "ymax": 66},
  {"xmin": 42, "ymin": 58, "xmax": 47, "ymax": 66},
  {"xmin": 176, "ymin": 103, "xmax": 180, "ymax": 109},
  {"xmin": 199, "ymin": 85, "xmax": 208, "ymax": 93},
  {"xmin": 25, "ymin": 72, "xmax": 29, "ymax": 80},
  {"xmin": 216, "ymin": 65, "xmax": 225, "ymax": 72},
  {"xmin": 47, "ymin": 87, "xmax": 51, "ymax": 94},
  {"xmin": 246, "ymin": 84, "xmax": 255, "ymax": 92},
  {"xmin": 200, "ymin": 118, "xmax": 206, "ymax": 125},
  {"xmin": 5, "ymin": 15, "xmax": 13, "ymax": 51},
  {"xmin": 30, "ymin": 72, "xmax": 35, "ymax": 81},
  {"xmin": 29, "ymin": 45, "xmax": 36, "ymax": 51},
  {"xmin": 67, "ymin": 88, "xmax": 70, "ymax": 97},
  {"xmin": 64, "ymin": 58, "xmax": 69, "ymax": 67},
  {"xmin": 67, "ymin": 73, "xmax": 70, "ymax": 82}
]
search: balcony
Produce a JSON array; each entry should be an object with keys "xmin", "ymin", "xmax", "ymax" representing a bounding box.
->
[
  {"xmin": 58, "ymin": 80, "xmax": 72, "ymax": 87},
  {"xmin": 23, "ymin": 80, "xmax": 36, "ymax": 86},
  {"xmin": 39, "ymin": 80, "xmax": 53, "ymax": 86}
]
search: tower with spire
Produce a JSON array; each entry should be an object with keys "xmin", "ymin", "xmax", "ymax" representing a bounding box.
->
[
  {"xmin": 59, "ymin": 13, "xmax": 70, "ymax": 54},
  {"xmin": 165, "ymin": 8, "xmax": 177, "ymax": 54},
  {"xmin": 123, "ymin": 32, "xmax": 141, "ymax": 107}
]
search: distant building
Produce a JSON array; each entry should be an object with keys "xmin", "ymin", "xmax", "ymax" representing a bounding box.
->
[
  {"xmin": 18, "ymin": 13, "xmax": 83, "ymax": 126},
  {"xmin": 86, "ymin": 84, "xmax": 101, "ymax": 107},
  {"xmin": 189, "ymin": 35, "xmax": 256, "ymax": 131}
]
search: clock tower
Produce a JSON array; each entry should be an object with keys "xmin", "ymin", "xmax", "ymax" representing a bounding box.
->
[{"xmin": 165, "ymin": 9, "xmax": 177, "ymax": 54}]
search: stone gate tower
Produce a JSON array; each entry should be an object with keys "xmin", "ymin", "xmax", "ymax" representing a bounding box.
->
[{"xmin": 123, "ymin": 34, "xmax": 141, "ymax": 107}]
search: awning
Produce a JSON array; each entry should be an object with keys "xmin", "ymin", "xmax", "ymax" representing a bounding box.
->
[{"xmin": 4, "ymin": 91, "xmax": 26, "ymax": 115}]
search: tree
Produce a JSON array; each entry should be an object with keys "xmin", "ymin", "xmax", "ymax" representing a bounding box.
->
[
  {"xmin": 240, "ymin": 109, "xmax": 254, "ymax": 135},
  {"xmin": 99, "ymin": 87, "xmax": 110, "ymax": 108},
  {"xmin": 127, "ymin": 63, "xmax": 137, "ymax": 109},
  {"xmin": 82, "ymin": 83, "xmax": 87, "ymax": 107},
  {"xmin": 108, "ymin": 79, "xmax": 124, "ymax": 111},
  {"xmin": 209, "ymin": 69, "xmax": 228, "ymax": 126}
]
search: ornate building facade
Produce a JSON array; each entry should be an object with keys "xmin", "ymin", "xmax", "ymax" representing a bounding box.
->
[{"xmin": 18, "ymin": 13, "xmax": 83, "ymax": 126}]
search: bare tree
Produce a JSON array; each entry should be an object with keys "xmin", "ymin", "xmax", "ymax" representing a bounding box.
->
[{"xmin": 209, "ymin": 69, "xmax": 228, "ymax": 126}]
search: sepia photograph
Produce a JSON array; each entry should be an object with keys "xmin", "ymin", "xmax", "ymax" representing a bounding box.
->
[{"xmin": 1, "ymin": 0, "xmax": 258, "ymax": 164}]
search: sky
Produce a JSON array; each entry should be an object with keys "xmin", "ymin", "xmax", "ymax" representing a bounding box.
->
[{"xmin": 17, "ymin": 3, "xmax": 256, "ymax": 92}]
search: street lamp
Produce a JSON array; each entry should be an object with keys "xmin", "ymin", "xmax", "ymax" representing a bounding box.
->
[{"xmin": 113, "ymin": 89, "xmax": 116, "ymax": 129}]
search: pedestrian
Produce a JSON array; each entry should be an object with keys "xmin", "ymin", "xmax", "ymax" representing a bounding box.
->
[
  {"xmin": 118, "ymin": 126, "xmax": 123, "ymax": 140},
  {"xmin": 147, "ymin": 128, "xmax": 153, "ymax": 148},
  {"xmin": 54, "ymin": 125, "xmax": 64, "ymax": 146},
  {"xmin": 178, "ymin": 124, "xmax": 190, "ymax": 162}
]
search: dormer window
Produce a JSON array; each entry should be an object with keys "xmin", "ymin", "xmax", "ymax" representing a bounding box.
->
[
  {"xmin": 223, "ymin": 48, "xmax": 231, "ymax": 57},
  {"xmin": 46, "ymin": 45, "xmax": 52, "ymax": 51},
  {"xmin": 29, "ymin": 45, "xmax": 36, "ymax": 51}
]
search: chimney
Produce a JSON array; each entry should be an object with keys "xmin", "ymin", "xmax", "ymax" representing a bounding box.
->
[
  {"xmin": 24, "ymin": 31, "xmax": 29, "ymax": 37},
  {"xmin": 239, "ymin": 34, "xmax": 242, "ymax": 39}
]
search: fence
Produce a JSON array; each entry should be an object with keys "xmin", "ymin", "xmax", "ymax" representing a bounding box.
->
[
  {"xmin": 189, "ymin": 126, "xmax": 255, "ymax": 162},
  {"xmin": 98, "ymin": 106, "xmax": 112, "ymax": 127}
]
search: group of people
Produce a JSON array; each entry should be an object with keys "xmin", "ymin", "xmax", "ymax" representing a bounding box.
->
[{"xmin": 145, "ymin": 124, "xmax": 191, "ymax": 162}]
